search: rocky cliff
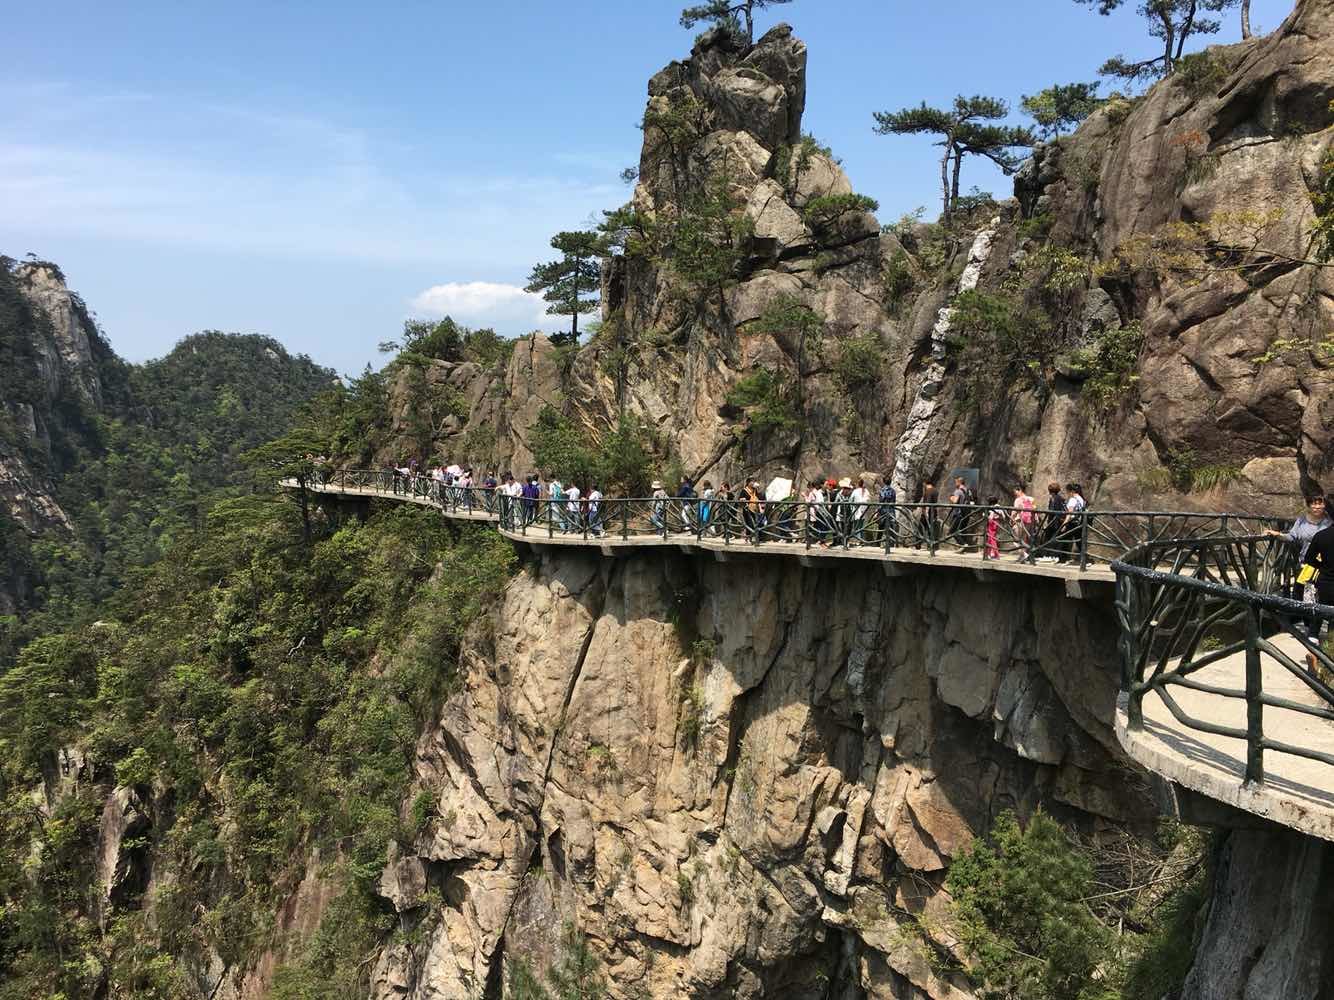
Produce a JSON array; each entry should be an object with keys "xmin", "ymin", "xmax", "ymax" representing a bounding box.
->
[
  {"xmin": 368, "ymin": 553, "xmax": 1157, "ymax": 999},
  {"xmin": 352, "ymin": 7, "xmax": 1334, "ymax": 997},
  {"xmin": 0, "ymin": 260, "xmax": 118, "ymax": 535},
  {"xmin": 404, "ymin": 2, "xmax": 1330, "ymax": 513}
]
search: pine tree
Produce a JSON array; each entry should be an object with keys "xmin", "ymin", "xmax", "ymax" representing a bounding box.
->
[
  {"xmin": 1021, "ymin": 82, "xmax": 1104, "ymax": 139},
  {"xmin": 679, "ymin": 0, "xmax": 794, "ymax": 46},
  {"xmin": 525, "ymin": 231, "xmax": 603, "ymax": 348},
  {"xmin": 873, "ymin": 97, "xmax": 1033, "ymax": 220},
  {"xmin": 1074, "ymin": 0, "xmax": 1241, "ymax": 81}
]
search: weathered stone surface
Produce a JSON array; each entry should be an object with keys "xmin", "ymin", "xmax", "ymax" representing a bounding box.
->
[
  {"xmin": 1180, "ymin": 826, "xmax": 1334, "ymax": 1000},
  {"xmin": 373, "ymin": 552, "xmax": 1158, "ymax": 999},
  {"xmin": 92, "ymin": 786, "xmax": 149, "ymax": 923}
]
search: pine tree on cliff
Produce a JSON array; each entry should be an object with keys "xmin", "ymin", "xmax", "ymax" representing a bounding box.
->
[
  {"xmin": 1021, "ymin": 82, "xmax": 1104, "ymax": 139},
  {"xmin": 526, "ymin": 231, "xmax": 602, "ymax": 348},
  {"xmin": 1074, "ymin": 0, "xmax": 1241, "ymax": 81},
  {"xmin": 872, "ymin": 97, "xmax": 1034, "ymax": 221},
  {"xmin": 679, "ymin": 0, "xmax": 793, "ymax": 46}
]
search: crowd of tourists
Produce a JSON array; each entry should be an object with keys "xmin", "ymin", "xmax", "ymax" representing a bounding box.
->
[
  {"xmin": 384, "ymin": 460, "xmax": 1097, "ymax": 562},
  {"xmin": 370, "ymin": 459, "xmax": 1334, "ymax": 661}
]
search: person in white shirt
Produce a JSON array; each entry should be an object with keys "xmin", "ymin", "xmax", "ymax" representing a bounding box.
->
[
  {"xmin": 548, "ymin": 477, "xmax": 565, "ymax": 531},
  {"xmin": 565, "ymin": 483, "xmax": 582, "ymax": 533},
  {"xmin": 1061, "ymin": 482, "xmax": 1087, "ymax": 563},
  {"xmin": 850, "ymin": 480, "xmax": 871, "ymax": 543},
  {"xmin": 587, "ymin": 485, "xmax": 604, "ymax": 536}
]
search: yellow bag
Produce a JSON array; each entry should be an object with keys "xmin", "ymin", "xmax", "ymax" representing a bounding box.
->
[{"xmin": 1298, "ymin": 563, "xmax": 1318, "ymax": 585}]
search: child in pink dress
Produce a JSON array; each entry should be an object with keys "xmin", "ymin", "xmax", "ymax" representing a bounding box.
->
[{"xmin": 984, "ymin": 496, "xmax": 1002, "ymax": 560}]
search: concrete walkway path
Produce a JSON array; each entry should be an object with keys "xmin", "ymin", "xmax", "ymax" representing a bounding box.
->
[{"xmin": 1117, "ymin": 633, "xmax": 1334, "ymax": 842}]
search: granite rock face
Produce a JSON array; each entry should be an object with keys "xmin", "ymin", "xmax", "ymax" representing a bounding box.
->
[
  {"xmin": 0, "ymin": 263, "xmax": 107, "ymax": 537},
  {"xmin": 370, "ymin": 553, "xmax": 1157, "ymax": 999},
  {"xmin": 1180, "ymin": 826, "xmax": 1334, "ymax": 1000},
  {"xmin": 401, "ymin": 4, "xmax": 1332, "ymax": 514}
]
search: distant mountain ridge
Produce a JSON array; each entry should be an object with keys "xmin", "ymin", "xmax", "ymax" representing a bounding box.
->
[{"xmin": 0, "ymin": 257, "xmax": 337, "ymax": 619}]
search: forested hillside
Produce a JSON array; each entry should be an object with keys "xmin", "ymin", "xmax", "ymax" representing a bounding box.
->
[{"xmin": 0, "ymin": 257, "xmax": 337, "ymax": 641}]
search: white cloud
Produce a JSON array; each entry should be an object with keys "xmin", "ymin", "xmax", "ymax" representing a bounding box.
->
[{"xmin": 409, "ymin": 281, "xmax": 556, "ymax": 331}]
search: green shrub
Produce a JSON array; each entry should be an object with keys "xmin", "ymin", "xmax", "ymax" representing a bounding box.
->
[
  {"xmin": 883, "ymin": 250, "xmax": 916, "ymax": 311},
  {"xmin": 724, "ymin": 368, "xmax": 800, "ymax": 433},
  {"xmin": 1175, "ymin": 51, "xmax": 1228, "ymax": 97},
  {"xmin": 835, "ymin": 335, "xmax": 885, "ymax": 392},
  {"xmin": 948, "ymin": 811, "xmax": 1117, "ymax": 1000},
  {"xmin": 1081, "ymin": 321, "xmax": 1145, "ymax": 411},
  {"xmin": 802, "ymin": 193, "xmax": 880, "ymax": 234}
]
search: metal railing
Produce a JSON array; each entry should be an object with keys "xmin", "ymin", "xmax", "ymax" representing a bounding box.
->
[
  {"xmin": 303, "ymin": 470, "xmax": 1282, "ymax": 573},
  {"xmin": 1114, "ymin": 534, "xmax": 1334, "ymax": 785}
]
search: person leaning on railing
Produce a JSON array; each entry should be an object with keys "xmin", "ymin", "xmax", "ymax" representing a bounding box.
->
[
  {"xmin": 1300, "ymin": 505, "xmax": 1334, "ymax": 673},
  {"xmin": 1265, "ymin": 494, "xmax": 1332, "ymax": 601}
]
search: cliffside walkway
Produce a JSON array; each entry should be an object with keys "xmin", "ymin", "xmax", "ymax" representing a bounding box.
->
[
  {"xmin": 284, "ymin": 471, "xmax": 1334, "ymax": 841},
  {"xmin": 286, "ymin": 470, "xmax": 1279, "ymax": 590},
  {"xmin": 1114, "ymin": 535, "xmax": 1334, "ymax": 842}
]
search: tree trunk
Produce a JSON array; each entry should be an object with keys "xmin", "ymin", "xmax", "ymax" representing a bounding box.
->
[
  {"xmin": 951, "ymin": 144, "xmax": 963, "ymax": 215},
  {"xmin": 939, "ymin": 144, "xmax": 953, "ymax": 220},
  {"xmin": 1174, "ymin": 1, "xmax": 1197, "ymax": 61},
  {"xmin": 1241, "ymin": 0, "xmax": 1251, "ymax": 39}
]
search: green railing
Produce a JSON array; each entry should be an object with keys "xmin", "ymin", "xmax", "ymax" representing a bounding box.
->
[{"xmin": 1114, "ymin": 534, "xmax": 1334, "ymax": 785}]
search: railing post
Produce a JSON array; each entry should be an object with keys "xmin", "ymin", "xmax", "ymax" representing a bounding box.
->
[
  {"xmin": 929, "ymin": 506, "xmax": 938, "ymax": 557},
  {"xmin": 805, "ymin": 502, "xmax": 812, "ymax": 550},
  {"xmin": 1078, "ymin": 512, "xmax": 1090, "ymax": 571},
  {"xmin": 1244, "ymin": 603, "xmax": 1264, "ymax": 786},
  {"xmin": 723, "ymin": 502, "xmax": 731, "ymax": 546},
  {"xmin": 1120, "ymin": 576, "xmax": 1144, "ymax": 730},
  {"xmin": 622, "ymin": 501, "xmax": 629, "ymax": 541},
  {"xmin": 548, "ymin": 499, "xmax": 554, "ymax": 539}
]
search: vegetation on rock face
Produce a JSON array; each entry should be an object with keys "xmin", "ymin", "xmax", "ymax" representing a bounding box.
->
[
  {"xmin": 724, "ymin": 367, "xmax": 800, "ymax": 434},
  {"xmin": 381, "ymin": 315, "xmax": 514, "ymax": 370},
  {"xmin": 0, "ymin": 491, "xmax": 516, "ymax": 998},
  {"xmin": 529, "ymin": 405, "xmax": 657, "ymax": 494},
  {"xmin": 949, "ymin": 812, "xmax": 1212, "ymax": 1000},
  {"xmin": 505, "ymin": 922, "xmax": 609, "ymax": 1000}
]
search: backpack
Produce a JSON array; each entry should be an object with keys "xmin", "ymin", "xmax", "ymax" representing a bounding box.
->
[{"xmin": 878, "ymin": 484, "xmax": 896, "ymax": 504}]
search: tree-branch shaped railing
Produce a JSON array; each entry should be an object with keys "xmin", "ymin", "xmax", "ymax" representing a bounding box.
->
[{"xmin": 1114, "ymin": 534, "xmax": 1334, "ymax": 785}]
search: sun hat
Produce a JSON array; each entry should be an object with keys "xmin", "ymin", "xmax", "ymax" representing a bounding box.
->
[
  {"xmin": 652, "ymin": 480, "xmax": 663, "ymax": 489},
  {"xmin": 838, "ymin": 477, "xmax": 853, "ymax": 488}
]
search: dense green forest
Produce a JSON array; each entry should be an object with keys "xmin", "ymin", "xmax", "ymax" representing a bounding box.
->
[
  {"xmin": 0, "ymin": 268, "xmax": 340, "ymax": 646},
  {"xmin": 0, "ymin": 268, "xmax": 523, "ymax": 996}
]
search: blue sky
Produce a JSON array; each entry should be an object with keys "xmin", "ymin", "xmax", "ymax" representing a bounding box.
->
[{"xmin": 2, "ymin": 0, "xmax": 1294, "ymax": 375}]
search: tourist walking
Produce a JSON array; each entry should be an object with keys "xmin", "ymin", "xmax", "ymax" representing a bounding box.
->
[
  {"xmin": 565, "ymin": 481, "xmax": 582, "ymax": 533},
  {"xmin": 1300, "ymin": 509, "xmax": 1334, "ymax": 674},
  {"xmin": 1011, "ymin": 485, "xmax": 1036, "ymax": 560},
  {"xmin": 1270, "ymin": 494, "xmax": 1334, "ymax": 672},
  {"xmin": 918, "ymin": 482, "xmax": 939, "ymax": 549},
  {"xmin": 850, "ymin": 479, "xmax": 871, "ymax": 545},
  {"xmin": 1036, "ymin": 483, "xmax": 1065, "ymax": 561},
  {"xmin": 650, "ymin": 480, "xmax": 669, "ymax": 532},
  {"xmin": 1061, "ymin": 483, "xmax": 1087, "ymax": 563}
]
